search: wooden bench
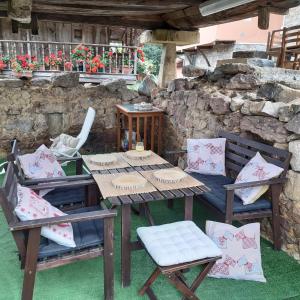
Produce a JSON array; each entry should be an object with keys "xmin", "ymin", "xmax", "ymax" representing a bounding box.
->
[
  {"xmin": 0, "ymin": 162, "xmax": 117, "ymax": 300},
  {"xmin": 167, "ymin": 131, "xmax": 291, "ymax": 250}
]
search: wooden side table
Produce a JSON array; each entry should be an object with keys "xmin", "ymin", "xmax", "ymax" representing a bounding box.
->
[{"xmin": 115, "ymin": 104, "xmax": 164, "ymax": 155}]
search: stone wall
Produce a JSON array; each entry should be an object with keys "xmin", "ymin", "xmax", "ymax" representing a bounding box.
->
[
  {"xmin": 0, "ymin": 73, "xmax": 145, "ymax": 156},
  {"xmin": 152, "ymin": 63, "xmax": 300, "ymax": 261}
]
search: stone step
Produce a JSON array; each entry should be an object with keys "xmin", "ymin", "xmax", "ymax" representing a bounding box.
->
[
  {"xmin": 216, "ymin": 58, "xmax": 275, "ymax": 68},
  {"xmin": 232, "ymin": 50, "xmax": 268, "ymax": 59}
]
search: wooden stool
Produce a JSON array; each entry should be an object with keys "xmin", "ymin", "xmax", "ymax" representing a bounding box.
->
[{"xmin": 137, "ymin": 221, "xmax": 222, "ymax": 300}]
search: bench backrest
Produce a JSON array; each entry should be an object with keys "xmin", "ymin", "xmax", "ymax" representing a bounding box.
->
[
  {"xmin": 0, "ymin": 162, "xmax": 26, "ymax": 258},
  {"xmin": 219, "ymin": 131, "xmax": 291, "ymax": 178}
]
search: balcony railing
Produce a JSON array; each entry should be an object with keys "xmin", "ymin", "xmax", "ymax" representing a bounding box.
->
[{"xmin": 0, "ymin": 40, "xmax": 139, "ymax": 81}]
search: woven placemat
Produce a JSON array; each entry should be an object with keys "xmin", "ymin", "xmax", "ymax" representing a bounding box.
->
[
  {"xmin": 120, "ymin": 151, "xmax": 168, "ymax": 167},
  {"xmin": 93, "ymin": 171, "xmax": 157, "ymax": 198},
  {"xmin": 82, "ymin": 153, "xmax": 130, "ymax": 171},
  {"xmin": 140, "ymin": 167, "xmax": 205, "ymax": 192}
]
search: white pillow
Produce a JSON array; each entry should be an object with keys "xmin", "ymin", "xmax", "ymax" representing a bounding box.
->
[
  {"xmin": 15, "ymin": 185, "xmax": 76, "ymax": 248},
  {"xmin": 18, "ymin": 144, "xmax": 66, "ymax": 179},
  {"xmin": 206, "ymin": 221, "xmax": 266, "ymax": 283},
  {"xmin": 234, "ymin": 152, "xmax": 284, "ymax": 205},
  {"xmin": 50, "ymin": 133, "xmax": 79, "ymax": 156},
  {"xmin": 186, "ymin": 138, "xmax": 226, "ymax": 176}
]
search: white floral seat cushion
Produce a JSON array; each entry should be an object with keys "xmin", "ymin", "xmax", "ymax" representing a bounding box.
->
[{"xmin": 137, "ymin": 221, "xmax": 222, "ymax": 267}]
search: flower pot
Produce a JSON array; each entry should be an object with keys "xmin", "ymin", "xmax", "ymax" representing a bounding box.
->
[
  {"xmin": 50, "ymin": 65, "xmax": 59, "ymax": 71},
  {"xmin": 13, "ymin": 71, "xmax": 32, "ymax": 79},
  {"xmin": 122, "ymin": 66, "xmax": 132, "ymax": 75}
]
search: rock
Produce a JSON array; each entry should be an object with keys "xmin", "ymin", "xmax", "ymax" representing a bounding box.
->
[
  {"xmin": 0, "ymin": 78, "xmax": 24, "ymax": 88},
  {"xmin": 289, "ymin": 140, "xmax": 300, "ymax": 171},
  {"xmin": 286, "ymin": 114, "xmax": 300, "ymax": 134},
  {"xmin": 117, "ymin": 87, "xmax": 139, "ymax": 102},
  {"xmin": 209, "ymin": 93, "xmax": 231, "ymax": 115},
  {"xmin": 240, "ymin": 116, "xmax": 288, "ymax": 143},
  {"xmin": 284, "ymin": 170, "xmax": 300, "ymax": 202},
  {"xmin": 208, "ymin": 68, "xmax": 224, "ymax": 82},
  {"xmin": 278, "ymin": 99, "xmax": 300, "ymax": 122},
  {"xmin": 257, "ymin": 83, "xmax": 300, "ymax": 103},
  {"xmin": 51, "ymin": 72, "xmax": 79, "ymax": 88},
  {"xmin": 226, "ymin": 74, "xmax": 258, "ymax": 90},
  {"xmin": 230, "ymin": 96, "xmax": 245, "ymax": 112},
  {"xmin": 31, "ymin": 78, "xmax": 51, "ymax": 86},
  {"xmin": 217, "ymin": 63, "xmax": 255, "ymax": 75},
  {"xmin": 232, "ymin": 51, "xmax": 268, "ymax": 59},
  {"xmin": 167, "ymin": 78, "xmax": 188, "ymax": 92},
  {"xmin": 138, "ymin": 75, "xmax": 158, "ymax": 97},
  {"xmin": 287, "ymin": 134, "xmax": 300, "ymax": 142},
  {"xmin": 273, "ymin": 143, "xmax": 288, "ymax": 150},
  {"xmin": 261, "ymin": 101, "xmax": 286, "ymax": 118},
  {"xmin": 103, "ymin": 79, "xmax": 127, "ymax": 92},
  {"xmin": 182, "ymin": 65, "xmax": 207, "ymax": 77},
  {"xmin": 241, "ymin": 100, "xmax": 265, "ymax": 115}
]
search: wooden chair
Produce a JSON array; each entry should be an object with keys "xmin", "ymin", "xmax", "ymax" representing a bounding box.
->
[
  {"xmin": 137, "ymin": 221, "xmax": 222, "ymax": 300},
  {"xmin": 8, "ymin": 139, "xmax": 99, "ymax": 209},
  {"xmin": 166, "ymin": 131, "xmax": 291, "ymax": 250},
  {"xmin": 266, "ymin": 29, "xmax": 284, "ymax": 66},
  {"xmin": 0, "ymin": 162, "xmax": 116, "ymax": 300},
  {"xmin": 280, "ymin": 25, "xmax": 300, "ymax": 69}
]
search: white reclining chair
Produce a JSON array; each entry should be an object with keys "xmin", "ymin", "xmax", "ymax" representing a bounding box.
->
[{"xmin": 51, "ymin": 107, "xmax": 96, "ymax": 159}]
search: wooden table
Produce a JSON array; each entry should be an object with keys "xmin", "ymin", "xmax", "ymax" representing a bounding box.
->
[
  {"xmin": 100, "ymin": 164, "xmax": 208, "ymax": 287},
  {"xmin": 115, "ymin": 104, "xmax": 164, "ymax": 155}
]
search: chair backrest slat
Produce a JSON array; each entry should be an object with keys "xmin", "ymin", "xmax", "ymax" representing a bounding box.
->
[{"xmin": 219, "ymin": 131, "xmax": 291, "ymax": 178}]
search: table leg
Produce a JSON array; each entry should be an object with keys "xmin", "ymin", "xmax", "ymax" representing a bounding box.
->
[
  {"xmin": 128, "ymin": 116, "xmax": 133, "ymax": 150},
  {"xmin": 184, "ymin": 195, "xmax": 193, "ymax": 221},
  {"xmin": 116, "ymin": 109, "xmax": 121, "ymax": 151},
  {"xmin": 121, "ymin": 204, "xmax": 132, "ymax": 287}
]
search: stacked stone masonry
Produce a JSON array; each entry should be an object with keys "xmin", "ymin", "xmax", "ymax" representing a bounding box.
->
[
  {"xmin": 152, "ymin": 63, "xmax": 300, "ymax": 261},
  {"xmin": 0, "ymin": 73, "xmax": 146, "ymax": 156}
]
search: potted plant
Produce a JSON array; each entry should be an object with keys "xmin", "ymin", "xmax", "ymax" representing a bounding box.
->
[
  {"xmin": 85, "ymin": 55, "xmax": 105, "ymax": 73},
  {"xmin": 0, "ymin": 55, "xmax": 10, "ymax": 71},
  {"xmin": 44, "ymin": 52, "xmax": 63, "ymax": 71},
  {"xmin": 11, "ymin": 54, "xmax": 40, "ymax": 78},
  {"xmin": 122, "ymin": 53, "xmax": 133, "ymax": 74},
  {"xmin": 64, "ymin": 61, "xmax": 73, "ymax": 71},
  {"xmin": 71, "ymin": 44, "xmax": 93, "ymax": 71}
]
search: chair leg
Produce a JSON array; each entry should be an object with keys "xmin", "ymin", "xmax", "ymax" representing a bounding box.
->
[
  {"xmin": 166, "ymin": 273, "xmax": 200, "ymax": 300},
  {"xmin": 225, "ymin": 190, "xmax": 234, "ymax": 224},
  {"xmin": 271, "ymin": 184, "xmax": 282, "ymax": 250},
  {"xmin": 104, "ymin": 217, "xmax": 114, "ymax": 300},
  {"xmin": 139, "ymin": 267, "xmax": 161, "ymax": 296},
  {"xmin": 22, "ymin": 228, "xmax": 41, "ymax": 300}
]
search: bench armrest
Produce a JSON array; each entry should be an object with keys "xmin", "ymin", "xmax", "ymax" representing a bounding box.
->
[
  {"xmin": 10, "ymin": 209, "xmax": 117, "ymax": 231},
  {"xmin": 29, "ymin": 179, "xmax": 95, "ymax": 191},
  {"xmin": 224, "ymin": 177, "xmax": 287, "ymax": 191},
  {"xmin": 22, "ymin": 174, "xmax": 92, "ymax": 185}
]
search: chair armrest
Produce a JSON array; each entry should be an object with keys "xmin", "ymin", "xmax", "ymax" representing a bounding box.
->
[
  {"xmin": 29, "ymin": 179, "xmax": 95, "ymax": 190},
  {"xmin": 57, "ymin": 157, "xmax": 82, "ymax": 162},
  {"xmin": 224, "ymin": 178, "xmax": 287, "ymax": 191},
  {"xmin": 164, "ymin": 149, "xmax": 187, "ymax": 156},
  {"xmin": 22, "ymin": 174, "xmax": 92, "ymax": 185},
  {"xmin": 10, "ymin": 209, "xmax": 117, "ymax": 231}
]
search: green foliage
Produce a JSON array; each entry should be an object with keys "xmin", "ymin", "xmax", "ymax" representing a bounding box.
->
[{"xmin": 142, "ymin": 44, "xmax": 162, "ymax": 76}]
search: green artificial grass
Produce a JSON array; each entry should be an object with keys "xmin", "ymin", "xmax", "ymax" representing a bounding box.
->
[{"xmin": 0, "ymin": 161, "xmax": 300, "ymax": 300}]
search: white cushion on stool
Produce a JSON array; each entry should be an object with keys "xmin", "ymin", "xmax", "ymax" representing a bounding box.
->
[{"xmin": 137, "ymin": 221, "xmax": 222, "ymax": 267}]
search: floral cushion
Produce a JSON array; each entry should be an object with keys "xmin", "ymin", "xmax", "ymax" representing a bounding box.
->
[
  {"xmin": 15, "ymin": 185, "xmax": 76, "ymax": 248},
  {"xmin": 234, "ymin": 152, "xmax": 284, "ymax": 205},
  {"xmin": 50, "ymin": 133, "xmax": 79, "ymax": 157},
  {"xmin": 186, "ymin": 138, "xmax": 226, "ymax": 176},
  {"xmin": 18, "ymin": 144, "xmax": 65, "ymax": 179},
  {"xmin": 206, "ymin": 221, "xmax": 266, "ymax": 282}
]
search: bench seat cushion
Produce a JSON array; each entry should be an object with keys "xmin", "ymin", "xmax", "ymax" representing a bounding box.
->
[
  {"xmin": 38, "ymin": 206, "xmax": 104, "ymax": 259},
  {"xmin": 43, "ymin": 186, "xmax": 86, "ymax": 207},
  {"xmin": 137, "ymin": 221, "xmax": 222, "ymax": 267},
  {"xmin": 190, "ymin": 173, "xmax": 272, "ymax": 213}
]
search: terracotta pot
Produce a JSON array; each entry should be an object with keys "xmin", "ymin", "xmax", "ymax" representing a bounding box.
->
[
  {"xmin": 123, "ymin": 66, "xmax": 132, "ymax": 74},
  {"xmin": 13, "ymin": 71, "xmax": 32, "ymax": 79}
]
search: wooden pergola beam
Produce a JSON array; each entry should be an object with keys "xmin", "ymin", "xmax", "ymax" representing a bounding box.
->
[{"xmin": 8, "ymin": 0, "xmax": 32, "ymax": 23}]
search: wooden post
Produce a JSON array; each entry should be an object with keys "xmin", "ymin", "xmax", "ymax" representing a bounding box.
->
[
  {"xmin": 158, "ymin": 43, "xmax": 177, "ymax": 88},
  {"xmin": 258, "ymin": 6, "xmax": 270, "ymax": 30}
]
